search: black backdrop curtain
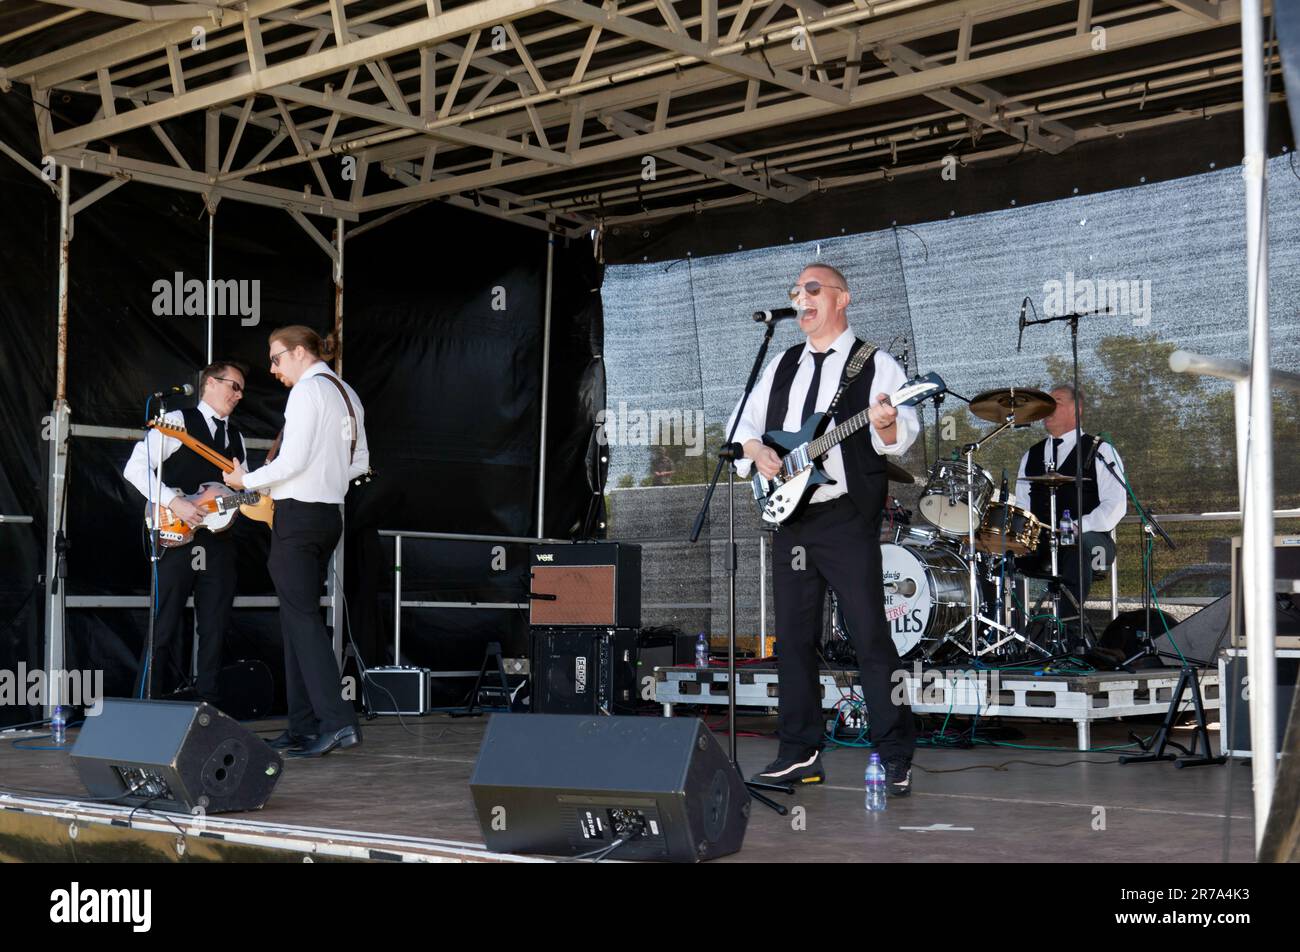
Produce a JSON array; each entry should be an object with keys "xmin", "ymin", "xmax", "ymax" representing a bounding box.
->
[{"xmin": 0, "ymin": 92, "xmax": 603, "ymax": 725}]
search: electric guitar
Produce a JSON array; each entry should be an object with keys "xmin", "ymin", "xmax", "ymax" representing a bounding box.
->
[
  {"xmin": 751, "ymin": 372, "xmax": 946, "ymax": 526},
  {"xmin": 143, "ymin": 420, "xmax": 275, "ymax": 547}
]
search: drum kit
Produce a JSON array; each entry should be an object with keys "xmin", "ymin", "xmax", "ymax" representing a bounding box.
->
[{"xmin": 828, "ymin": 386, "xmax": 1095, "ymax": 665}]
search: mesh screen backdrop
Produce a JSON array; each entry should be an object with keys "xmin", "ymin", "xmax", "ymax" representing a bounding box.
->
[{"xmin": 603, "ymin": 158, "xmax": 1300, "ymax": 642}]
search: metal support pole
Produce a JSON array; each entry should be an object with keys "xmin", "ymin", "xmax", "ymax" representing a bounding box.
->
[
  {"xmin": 758, "ymin": 532, "xmax": 768, "ymax": 654},
  {"xmin": 44, "ymin": 164, "xmax": 72, "ymax": 716},
  {"xmin": 206, "ymin": 207, "xmax": 214, "ymax": 365},
  {"xmin": 536, "ymin": 231, "xmax": 555, "ymax": 537},
  {"xmin": 328, "ymin": 221, "xmax": 346, "ymax": 665},
  {"xmin": 393, "ymin": 534, "xmax": 403, "ymax": 663},
  {"xmin": 1241, "ymin": 0, "xmax": 1277, "ymax": 854},
  {"xmin": 333, "ymin": 217, "xmax": 344, "ymax": 378}
]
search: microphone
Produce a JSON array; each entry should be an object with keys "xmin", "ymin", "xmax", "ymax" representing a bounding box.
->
[
  {"xmin": 884, "ymin": 578, "xmax": 917, "ymax": 598},
  {"xmin": 152, "ymin": 383, "xmax": 194, "ymax": 399},
  {"xmin": 753, "ymin": 306, "xmax": 802, "ymax": 324},
  {"xmin": 1016, "ymin": 297, "xmax": 1029, "ymax": 353},
  {"xmin": 1085, "ymin": 431, "xmax": 1110, "ymax": 471}
]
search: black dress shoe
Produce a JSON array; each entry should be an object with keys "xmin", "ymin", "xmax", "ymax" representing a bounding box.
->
[
  {"xmin": 288, "ymin": 726, "xmax": 362, "ymax": 758},
  {"xmin": 267, "ymin": 730, "xmax": 318, "ymax": 751}
]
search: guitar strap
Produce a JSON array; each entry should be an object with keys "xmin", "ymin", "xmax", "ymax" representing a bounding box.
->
[
  {"xmin": 316, "ymin": 372, "xmax": 359, "ymax": 464},
  {"xmin": 824, "ymin": 339, "xmax": 877, "ymax": 420}
]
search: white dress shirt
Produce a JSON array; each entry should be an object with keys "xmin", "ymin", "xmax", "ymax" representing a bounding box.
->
[
  {"xmin": 1015, "ymin": 431, "xmax": 1128, "ymax": 534},
  {"xmin": 122, "ymin": 400, "xmax": 240, "ymax": 506},
  {"xmin": 242, "ymin": 362, "xmax": 369, "ymax": 504},
  {"xmin": 727, "ymin": 327, "xmax": 920, "ymax": 505}
]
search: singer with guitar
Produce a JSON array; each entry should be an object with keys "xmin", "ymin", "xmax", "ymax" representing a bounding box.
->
[
  {"xmin": 1014, "ymin": 384, "xmax": 1127, "ymax": 643},
  {"xmin": 728, "ymin": 263, "xmax": 921, "ymax": 793},
  {"xmin": 123, "ymin": 359, "xmax": 249, "ymax": 703}
]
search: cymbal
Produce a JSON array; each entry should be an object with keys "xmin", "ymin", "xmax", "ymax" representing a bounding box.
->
[
  {"xmin": 1022, "ymin": 472, "xmax": 1093, "ymax": 487},
  {"xmin": 885, "ymin": 460, "xmax": 915, "ymax": 485},
  {"xmin": 969, "ymin": 387, "xmax": 1055, "ymax": 425}
]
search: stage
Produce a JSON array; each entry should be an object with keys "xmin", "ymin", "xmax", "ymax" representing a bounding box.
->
[{"xmin": 0, "ymin": 710, "xmax": 1256, "ymax": 864}]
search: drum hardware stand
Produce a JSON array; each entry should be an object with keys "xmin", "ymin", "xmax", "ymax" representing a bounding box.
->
[
  {"xmin": 960, "ymin": 414, "xmax": 1041, "ymax": 659},
  {"xmin": 690, "ymin": 322, "xmax": 791, "ymax": 817},
  {"xmin": 1118, "ymin": 664, "xmax": 1225, "ymax": 768}
]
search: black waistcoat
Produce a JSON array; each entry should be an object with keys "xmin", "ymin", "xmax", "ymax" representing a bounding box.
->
[
  {"xmin": 765, "ymin": 339, "xmax": 887, "ymax": 520},
  {"xmin": 1023, "ymin": 433, "xmax": 1101, "ymax": 527},
  {"xmin": 161, "ymin": 407, "xmax": 245, "ymax": 496}
]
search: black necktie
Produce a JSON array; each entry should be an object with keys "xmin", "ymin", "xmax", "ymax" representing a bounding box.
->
[
  {"xmin": 213, "ymin": 418, "xmax": 227, "ymax": 455},
  {"xmin": 801, "ymin": 350, "xmax": 833, "ymax": 422},
  {"xmin": 1051, "ymin": 437, "xmax": 1063, "ymax": 468}
]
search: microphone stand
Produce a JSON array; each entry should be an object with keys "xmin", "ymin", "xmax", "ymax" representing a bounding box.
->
[
  {"xmin": 1019, "ymin": 306, "xmax": 1110, "ymax": 651},
  {"xmin": 690, "ymin": 320, "xmax": 791, "ymax": 816}
]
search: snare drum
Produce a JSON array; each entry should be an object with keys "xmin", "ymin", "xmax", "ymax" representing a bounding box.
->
[
  {"xmin": 917, "ymin": 459, "xmax": 995, "ymax": 538},
  {"xmin": 881, "ymin": 542, "xmax": 970, "ymax": 658},
  {"xmin": 975, "ymin": 501, "xmax": 1045, "ymax": 557}
]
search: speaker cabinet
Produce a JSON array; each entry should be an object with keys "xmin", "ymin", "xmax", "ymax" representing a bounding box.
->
[
  {"xmin": 529, "ymin": 543, "xmax": 641, "ymax": 628},
  {"xmin": 70, "ymin": 699, "xmax": 282, "ymax": 814},
  {"xmin": 470, "ymin": 714, "xmax": 749, "ymax": 862},
  {"xmin": 530, "ymin": 627, "xmax": 640, "ymax": 715}
]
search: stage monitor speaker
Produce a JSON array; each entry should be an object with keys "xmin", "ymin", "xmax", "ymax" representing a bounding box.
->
[
  {"xmin": 70, "ymin": 698, "xmax": 282, "ymax": 814},
  {"xmin": 470, "ymin": 714, "xmax": 749, "ymax": 862},
  {"xmin": 529, "ymin": 542, "xmax": 640, "ymax": 628},
  {"xmin": 530, "ymin": 627, "xmax": 640, "ymax": 715}
]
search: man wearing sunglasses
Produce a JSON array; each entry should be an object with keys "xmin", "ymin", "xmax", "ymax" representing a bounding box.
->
[
  {"xmin": 123, "ymin": 359, "xmax": 249, "ymax": 704},
  {"xmin": 728, "ymin": 264, "xmax": 920, "ymax": 794}
]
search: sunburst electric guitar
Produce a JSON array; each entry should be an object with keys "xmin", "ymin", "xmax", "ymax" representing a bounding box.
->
[
  {"xmin": 143, "ymin": 420, "xmax": 275, "ymax": 547},
  {"xmin": 751, "ymin": 372, "xmax": 947, "ymax": 526}
]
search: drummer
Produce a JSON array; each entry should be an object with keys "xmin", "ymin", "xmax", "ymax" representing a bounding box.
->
[{"xmin": 1014, "ymin": 384, "xmax": 1127, "ymax": 624}]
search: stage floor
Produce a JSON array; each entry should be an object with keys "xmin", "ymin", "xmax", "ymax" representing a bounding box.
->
[{"xmin": 0, "ymin": 712, "xmax": 1257, "ymax": 863}]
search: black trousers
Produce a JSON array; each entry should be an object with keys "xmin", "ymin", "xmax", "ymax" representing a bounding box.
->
[
  {"xmin": 267, "ymin": 499, "xmax": 356, "ymax": 736},
  {"xmin": 771, "ymin": 496, "xmax": 916, "ymax": 761},
  {"xmin": 136, "ymin": 533, "xmax": 235, "ymax": 703}
]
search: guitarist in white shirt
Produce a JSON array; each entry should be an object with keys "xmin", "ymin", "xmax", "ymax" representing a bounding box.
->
[
  {"xmin": 122, "ymin": 360, "xmax": 248, "ymax": 703},
  {"xmin": 728, "ymin": 263, "xmax": 921, "ymax": 793}
]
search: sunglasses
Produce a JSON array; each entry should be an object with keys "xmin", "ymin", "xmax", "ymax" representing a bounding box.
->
[
  {"xmin": 212, "ymin": 376, "xmax": 244, "ymax": 393},
  {"xmin": 269, "ymin": 348, "xmax": 291, "ymax": 368},
  {"xmin": 788, "ymin": 280, "xmax": 845, "ymax": 300}
]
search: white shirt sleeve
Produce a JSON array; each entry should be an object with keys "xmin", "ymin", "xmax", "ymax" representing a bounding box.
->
[
  {"xmin": 1014, "ymin": 449, "xmax": 1030, "ymax": 505},
  {"xmin": 122, "ymin": 413, "xmax": 184, "ymax": 507},
  {"xmin": 242, "ymin": 382, "xmax": 322, "ymax": 491},
  {"xmin": 1083, "ymin": 442, "xmax": 1128, "ymax": 535},
  {"xmin": 725, "ymin": 356, "xmax": 780, "ymax": 478},
  {"xmin": 866, "ymin": 351, "xmax": 920, "ymax": 457}
]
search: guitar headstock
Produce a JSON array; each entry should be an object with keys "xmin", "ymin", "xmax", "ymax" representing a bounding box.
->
[{"xmin": 148, "ymin": 418, "xmax": 188, "ymax": 440}]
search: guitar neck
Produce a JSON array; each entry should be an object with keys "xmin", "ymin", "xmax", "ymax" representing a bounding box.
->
[
  {"xmin": 150, "ymin": 422, "xmax": 235, "ymax": 473},
  {"xmin": 807, "ymin": 408, "xmax": 871, "ymax": 459}
]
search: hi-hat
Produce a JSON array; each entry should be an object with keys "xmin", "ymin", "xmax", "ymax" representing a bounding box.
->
[{"xmin": 969, "ymin": 387, "xmax": 1055, "ymax": 425}]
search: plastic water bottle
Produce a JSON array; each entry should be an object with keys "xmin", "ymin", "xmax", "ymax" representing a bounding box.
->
[
  {"xmin": 51, "ymin": 706, "xmax": 67, "ymax": 746},
  {"xmin": 695, "ymin": 633, "xmax": 710, "ymax": 668},
  {"xmin": 1060, "ymin": 508, "xmax": 1076, "ymax": 547},
  {"xmin": 864, "ymin": 752, "xmax": 887, "ymax": 812}
]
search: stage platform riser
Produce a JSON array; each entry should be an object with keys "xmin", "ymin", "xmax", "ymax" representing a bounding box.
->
[{"xmin": 654, "ymin": 667, "xmax": 1221, "ymax": 749}]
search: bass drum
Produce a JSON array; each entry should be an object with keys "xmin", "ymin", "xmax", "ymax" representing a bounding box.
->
[{"xmin": 882, "ymin": 543, "xmax": 970, "ymax": 659}]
